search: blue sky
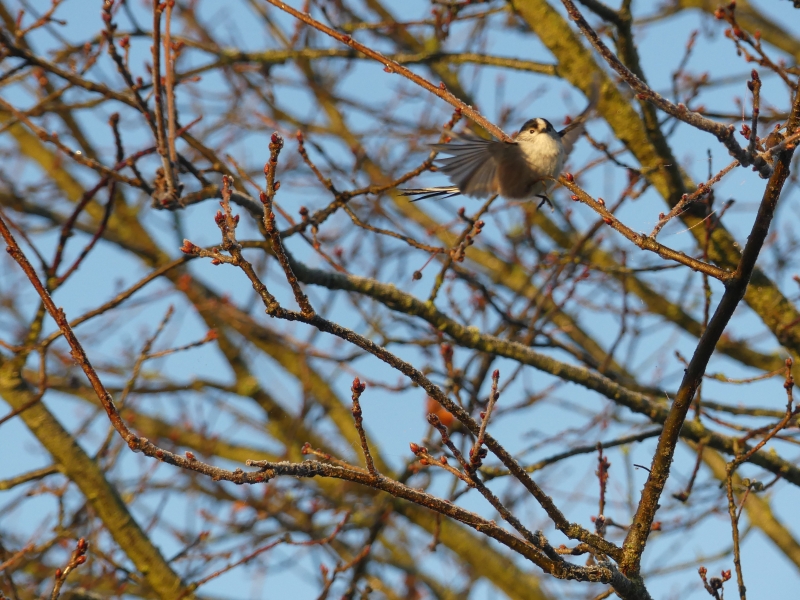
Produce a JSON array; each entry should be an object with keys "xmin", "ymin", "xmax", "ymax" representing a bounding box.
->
[{"xmin": 1, "ymin": 1, "xmax": 800, "ymax": 598}]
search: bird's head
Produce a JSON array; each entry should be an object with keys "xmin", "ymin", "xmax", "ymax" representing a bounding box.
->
[{"xmin": 516, "ymin": 118, "xmax": 555, "ymax": 142}]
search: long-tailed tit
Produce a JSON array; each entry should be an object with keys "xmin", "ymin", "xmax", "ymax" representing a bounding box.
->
[{"xmin": 402, "ymin": 91, "xmax": 597, "ymax": 207}]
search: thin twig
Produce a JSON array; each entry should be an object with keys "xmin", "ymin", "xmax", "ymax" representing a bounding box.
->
[
  {"xmin": 561, "ymin": 0, "xmax": 772, "ymax": 178},
  {"xmin": 163, "ymin": 0, "xmax": 179, "ymax": 167},
  {"xmin": 260, "ymin": 136, "xmax": 315, "ymax": 317},
  {"xmin": 350, "ymin": 377, "xmax": 376, "ymax": 476},
  {"xmin": 747, "ymin": 70, "xmax": 761, "ymax": 158},
  {"xmin": 469, "ymin": 369, "xmax": 500, "ymax": 471},
  {"xmin": 428, "ymin": 198, "xmax": 494, "ymax": 303},
  {"xmin": 650, "ymin": 160, "xmax": 739, "ymax": 239},
  {"xmin": 150, "ymin": 1, "xmax": 179, "ymax": 205},
  {"xmin": 263, "ymin": 0, "xmax": 510, "ymax": 142},
  {"xmin": 48, "ymin": 538, "xmax": 88, "ymax": 600},
  {"xmin": 560, "ymin": 177, "xmax": 732, "ymax": 281}
]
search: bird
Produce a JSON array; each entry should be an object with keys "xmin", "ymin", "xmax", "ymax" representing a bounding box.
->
[{"xmin": 401, "ymin": 89, "xmax": 597, "ymax": 208}]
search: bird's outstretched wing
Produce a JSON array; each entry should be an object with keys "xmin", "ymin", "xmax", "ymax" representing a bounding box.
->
[
  {"xmin": 402, "ymin": 130, "xmax": 505, "ymax": 201},
  {"xmin": 401, "ymin": 130, "xmax": 515, "ymax": 201},
  {"xmin": 427, "ymin": 131, "xmax": 509, "ymax": 198},
  {"xmin": 558, "ymin": 79, "xmax": 600, "ymax": 155}
]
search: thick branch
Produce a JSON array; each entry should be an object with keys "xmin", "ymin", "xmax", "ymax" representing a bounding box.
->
[{"xmin": 619, "ymin": 84, "xmax": 800, "ymax": 576}]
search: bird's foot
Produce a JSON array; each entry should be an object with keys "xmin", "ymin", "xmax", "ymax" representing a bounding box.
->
[{"xmin": 536, "ymin": 195, "xmax": 554, "ymax": 212}]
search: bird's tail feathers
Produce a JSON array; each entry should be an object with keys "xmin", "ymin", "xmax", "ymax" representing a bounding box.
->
[{"xmin": 399, "ymin": 186, "xmax": 462, "ymax": 202}]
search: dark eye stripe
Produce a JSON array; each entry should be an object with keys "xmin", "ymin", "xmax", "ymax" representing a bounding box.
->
[{"xmin": 521, "ymin": 118, "xmax": 556, "ymax": 134}]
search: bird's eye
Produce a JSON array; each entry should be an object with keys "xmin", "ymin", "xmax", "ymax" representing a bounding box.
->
[{"xmin": 529, "ymin": 129, "xmax": 535, "ymax": 134}]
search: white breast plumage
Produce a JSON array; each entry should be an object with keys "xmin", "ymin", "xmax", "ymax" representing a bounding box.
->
[{"xmin": 516, "ymin": 132, "xmax": 565, "ymax": 180}]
